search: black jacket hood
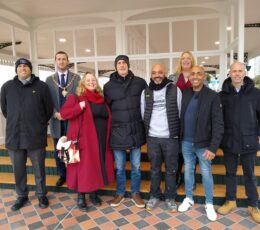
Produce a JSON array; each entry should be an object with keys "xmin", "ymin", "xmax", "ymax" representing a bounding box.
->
[
  {"xmin": 109, "ymin": 70, "xmax": 134, "ymax": 84},
  {"xmin": 222, "ymin": 76, "xmax": 254, "ymax": 94}
]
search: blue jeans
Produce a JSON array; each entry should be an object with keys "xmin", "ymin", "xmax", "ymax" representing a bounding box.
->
[
  {"xmin": 114, "ymin": 148, "xmax": 141, "ymax": 195},
  {"xmin": 182, "ymin": 141, "xmax": 214, "ymax": 204}
]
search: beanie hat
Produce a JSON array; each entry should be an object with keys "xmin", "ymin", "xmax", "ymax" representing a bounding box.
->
[
  {"xmin": 15, "ymin": 58, "xmax": 32, "ymax": 73},
  {"xmin": 114, "ymin": 55, "xmax": 130, "ymax": 70}
]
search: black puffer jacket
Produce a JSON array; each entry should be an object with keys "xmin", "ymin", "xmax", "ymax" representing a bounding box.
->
[
  {"xmin": 104, "ymin": 71, "xmax": 147, "ymax": 150},
  {"xmin": 219, "ymin": 76, "xmax": 260, "ymax": 154},
  {"xmin": 1, "ymin": 75, "xmax": 53, "ymax": 150}
]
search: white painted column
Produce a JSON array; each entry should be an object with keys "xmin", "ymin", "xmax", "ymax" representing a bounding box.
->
[
  {"xmin": 230, "ymin": 3, "xmax": 234, "ymax": 65},
  {"xmin": 30, "ymin": 30, "xmax": 39, "ymax": 76},
  {"xmin": 219, "ymin": 14, "xmax": 228, "ymax": 89},
  {"xmin": 238, "ymin": 0, "xmax": 245, "ymax": 62}
]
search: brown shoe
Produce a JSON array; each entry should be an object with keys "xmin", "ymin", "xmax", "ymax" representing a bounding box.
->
[
  {"xmin": 131, "ymin": 193, "xmax": 145, "ymax": 208},
  {"xmin": 248, "ymin": 206, "xmax": 260, "ymax": 223},
  {"xmin": 217, "ymin": 201, "xmax": 236, "ymax": 215},
  {"xmin": 110, "ymin": 195, "xmax": 125, "ymax": 207}
]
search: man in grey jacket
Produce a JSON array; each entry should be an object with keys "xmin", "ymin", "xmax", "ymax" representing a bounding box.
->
[{"xmin": 46, "ymin": 51, "xmax": 80, "ymax": 187}]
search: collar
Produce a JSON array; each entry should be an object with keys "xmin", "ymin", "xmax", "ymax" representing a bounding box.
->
[
  {"xmin": 18, "ymin": 76, "xmax": 31, "ymax": 85},
  {"xmin": 58, "ymin": 71, "xmax": 68, "ymax": 77}
]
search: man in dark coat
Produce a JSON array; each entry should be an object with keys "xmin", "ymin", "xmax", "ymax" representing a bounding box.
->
[
  {"xmin": 46, "ymin": 51, "xmax": 80, "ymax": 187},
  {"xmin": 104, "ymin": 55, "xmax": 147, "ymax": 208},
  {"xmin": 0, "ymin": 58, "xmax": 53, "ymax": 211},
  {"xmin": 217, "ymin": 61, "xmax": 260, "ymax": 223},
  {"xmin": 178, "ymin": 65, "xmax": 223, "ymax": 221}
]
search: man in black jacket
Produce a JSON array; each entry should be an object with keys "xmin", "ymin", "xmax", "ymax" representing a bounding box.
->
[
  {"xmin": 0, "ymin": 58, "xmax": 53, "ymax": 211},
  {"xmin": 104, "ymin": 55, "xmax": 147, "ymax": 208},
  {"xmin": 178, "ymin": 65, "xmax": 223, "ymax": 221},
  {"xmin": 217, "ymin": 61, "xmax": 260, "ymax": 223}
]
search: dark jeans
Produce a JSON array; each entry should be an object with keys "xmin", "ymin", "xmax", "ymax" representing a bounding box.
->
[
  {"xmin": 53, "ymin": 138, "xmax": 66, "ymax": 178},
  {"xmin": 147, "ymin": 136, "xmax": 179, "ymax": 199},
  {"xmin": 224, "ymin": 152, "xmax": 259, "ymax": 207},
  {"xmin": 9, "ymin": 148, "xmax": 47, "ymax": 197}
]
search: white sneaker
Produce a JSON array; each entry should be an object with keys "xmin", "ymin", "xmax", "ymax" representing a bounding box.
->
[
  {"xmin": 205, "ymin": 203, "xmax": 217, "ymax": 221},
  {"xmin": 178, "ymin": 197, "xmax": 194, "ymax": 212}
]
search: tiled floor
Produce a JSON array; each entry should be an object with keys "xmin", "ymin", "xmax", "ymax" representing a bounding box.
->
[{"xmin": 0, "ymin": 189, "xmax": 259, "ymax": 230}]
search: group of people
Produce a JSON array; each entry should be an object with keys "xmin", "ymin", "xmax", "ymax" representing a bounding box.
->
[{"xmin": 1, "ymin": 50, "xmax": 259, "ymax": 224}]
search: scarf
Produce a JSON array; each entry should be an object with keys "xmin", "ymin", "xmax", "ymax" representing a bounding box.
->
[
  {"xmin": 149, "ymin": 77, "xmax": 172, "ymax": 91},
  {"xmin": 176, "ymin": 73, "xmax": 192, "ymax": 91},
  {"xmin": 82, "ymin": 89, "xmax": 104, "ymax": 104}
]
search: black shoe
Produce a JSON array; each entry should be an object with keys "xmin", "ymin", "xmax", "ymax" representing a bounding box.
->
[
  {"xmin": 56, "ymin": 177, "xmax": 66, "ymax": 187},
  {"xmin": 89, "ymin": 192, "xmax": 102, "ymax": 206},
  {"xmin": 11, "ymin": 196, "xmax": 29, "ymax": 211},
  {"xmin": 38, "ymin": 196, "xmax": 49, "ymax": 209},
  {"xmin": 77, "ymin": 193, "xmax": 88, "ymax": 212}
]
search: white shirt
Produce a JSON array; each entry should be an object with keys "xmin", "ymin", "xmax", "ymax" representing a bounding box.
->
[{"xmin": 58, "ymin": 71, "xmax": 68, "ymax": 85}]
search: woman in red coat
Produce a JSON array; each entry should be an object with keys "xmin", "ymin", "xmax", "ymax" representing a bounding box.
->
[{"xmin": 60, "ymin": 72, "xmax": 114, "ymax": 212}]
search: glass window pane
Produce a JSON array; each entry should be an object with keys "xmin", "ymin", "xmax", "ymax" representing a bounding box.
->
[
  {"xmin": 75, "ymin": 29, "xmax": 94, "ymax": 57},
  {"xmin": 171, "ymin": 58, "xmax": 180, "ymax": 75},
  {"xmin": 197, "ymin": 56, "xmax": 220, "ymax": 90},
  {"xmin": 172, "ymin": 21, "xmax": 194, "ymax": 52},
  {"xmin": 149, "ymin": 23, "xmax": 169, "ymax": 53},
  {"xmin": 14, "ymin": 28, "xmax": 30, "ymax": 59},
  {"xmin": 0, "ymin": 22, "xmax": 12, "ymax": 56},
  {"xmin": 55, "ymin": 31, "xmax": 74, "ymax": 57},
  {"xmin": 130, "ymin": 60, "xmax": 146, "ymax": 79},
  {"xmin": 98, "ymin": 61, "xmax": 114, "ymax": 76},
  {"xmin": 125, "ymin": 25, "xmax": 146, "ymax": 55},
  {"xmin": 96, "ymin": 27, "xmax": 116, "ymax": 56},
  {"xmin": 37, "ymin": 31, "xmax": 54, "ymax": 59},
  {"xmin": 0, "ymin": 63, "xmax": 15, "ymax": 87},
  {"xmin": 77, "ymin": 62, "xmax": 95, "ymax": 75},
  {"xmin": 197, "ymin": 18, "xmax": 219, "ymax": 51},
  {"xmin": 98, "ymin": 61, "xmax": 114, "ymax": 88},
  {"xmin": 38, "ymin": 65, "xmax": 55, "ymax": 81}
]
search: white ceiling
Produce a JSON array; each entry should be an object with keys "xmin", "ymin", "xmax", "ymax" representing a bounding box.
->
[
  {"xmin": 0, "ymin": 0, "xmax": 259, "ymax": 63},
  {"xmin": 0, "ymin": 0, "xmax": 226, "ymax": 19}
]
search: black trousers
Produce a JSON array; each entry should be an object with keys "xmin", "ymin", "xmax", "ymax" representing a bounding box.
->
[
  {"xmin": 9, "ymin": 148, "xmax": 47, "ymax": 197},
  {"xmin": 147, "ymin": 136, "xmax": 179, "ymax": 199},
  {"xmin": 224, "ymin": 152, "xmax": 259, "ymax": 207}
]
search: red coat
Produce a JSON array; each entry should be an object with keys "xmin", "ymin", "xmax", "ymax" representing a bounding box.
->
[{"xmin": 60, "ymin": 94, "xmax": 114, "ymax": 192}]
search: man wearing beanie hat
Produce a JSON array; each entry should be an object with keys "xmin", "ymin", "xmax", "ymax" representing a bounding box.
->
[
  {"xmin": 1, "ymin": 57, "xmax": 53, "ymax": 211},
  {"xmin": 104, "ymin": 55, "xmax": 147, "ymax": 208},
  {"xmin": 46, "ymin": 51, "xmax": 80, "ymax": 187},
  {"xmin": 114, "ymin": 55, "xmax": 130, "ymax": 69},
  {"xmin": 15, "ymin": 58, "xmax": 33, "ymax": 73}
]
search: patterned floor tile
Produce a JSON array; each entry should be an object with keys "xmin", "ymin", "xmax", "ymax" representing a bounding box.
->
[
  {"xmin": 133, "ymin": 219, "xmax": 150, "ymax": 229},
  {"xmin": 113, "ymin": 217, "xmax": 129, "ymax": 227},
  {"xmin": 153, "ymin": 222, "xmax": 171, "ymax": 230},
  {"xmin": 1, "ymin": 189, "xmax": 260, "ymax": 229}
]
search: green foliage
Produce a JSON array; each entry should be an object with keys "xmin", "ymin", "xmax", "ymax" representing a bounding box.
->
[{"xmin": 254, "ymin": 75, "xmax": 260, "ymax": 89}]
